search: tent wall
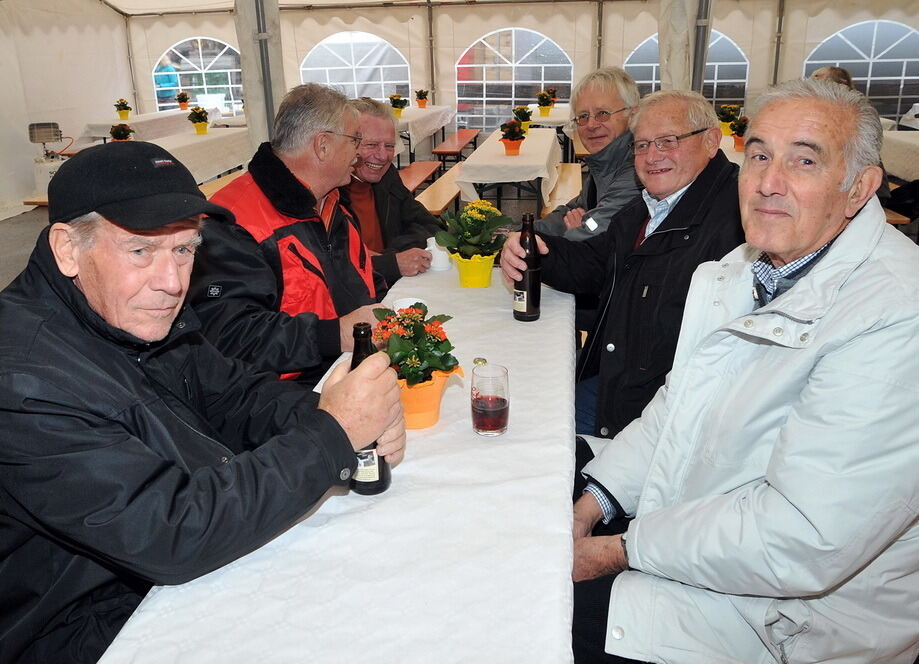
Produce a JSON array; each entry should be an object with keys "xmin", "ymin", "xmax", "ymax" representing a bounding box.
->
[{"xmin": 0, "ymin": 0, "xmax": 132, "ymax": 214}]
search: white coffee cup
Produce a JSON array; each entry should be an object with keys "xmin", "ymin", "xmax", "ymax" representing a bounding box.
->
[
  {"xmin": 426, "ymin": 236, "xmax": 452, "ymax": 271},
  {"xmin": 393, "ymin": 297, "xmax": 428, "ymax": 311}
]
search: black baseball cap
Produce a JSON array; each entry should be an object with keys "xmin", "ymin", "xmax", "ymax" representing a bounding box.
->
[{"xmin": 48, "ymin": 141, "xmax": 235, "ymax": 229}]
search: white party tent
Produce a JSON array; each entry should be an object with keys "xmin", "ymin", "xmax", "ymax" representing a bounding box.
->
[{"xmin": 1, "ymin": 0, "xmax": 917, "ymax": 218}]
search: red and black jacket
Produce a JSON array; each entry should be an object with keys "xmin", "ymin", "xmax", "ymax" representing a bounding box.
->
[{"xmin": 190, "ymin": 142, "xmax": 386, "ymax": 381}]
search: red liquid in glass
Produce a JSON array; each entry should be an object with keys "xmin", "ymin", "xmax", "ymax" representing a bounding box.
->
[{"xmin": 472, "ymin": 395, "xmax": 509, "ymax": 434}]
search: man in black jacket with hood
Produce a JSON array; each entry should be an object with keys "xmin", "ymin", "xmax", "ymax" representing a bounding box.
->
[
  {"xmin": 501, "ymin": 90, "xmax": 745, "ymax": 444},
  {"xmin": 0, "ymin": 141, "xmax": 405, "ymax": 663}
]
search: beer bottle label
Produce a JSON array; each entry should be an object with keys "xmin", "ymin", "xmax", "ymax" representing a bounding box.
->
[
  {"xmin": 513, "ymin": 289, "xmax": 527, "ymax": 312},
  {"xmin": 354, "ymin": 448, "xmax": 380, "ymax": 482}
]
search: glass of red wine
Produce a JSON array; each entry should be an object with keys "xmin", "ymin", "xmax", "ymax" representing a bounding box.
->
[{"xmin": 471, "ymin": 363, "xmax": 509, "ymax": 436}]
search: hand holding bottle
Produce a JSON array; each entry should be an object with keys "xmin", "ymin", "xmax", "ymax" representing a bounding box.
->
[{"xmin": 499, "ymin": 231, "xmax": 549, "ymax": 283}]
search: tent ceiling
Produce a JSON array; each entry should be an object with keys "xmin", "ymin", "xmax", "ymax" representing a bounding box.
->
[{"xmin": 108, "ymin": 0, "xmax": 566, "ymax": 16}]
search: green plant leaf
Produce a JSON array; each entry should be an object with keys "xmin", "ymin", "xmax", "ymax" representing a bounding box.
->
[
  {"xmin": 435, "ymin": 230, "xmax": 458, "ymax": 249},
  {"xmin": 373, "ymin": 307, "xmax": 394, "ymax": 321},
  {"xmin": 426, "ymin": 314, "xmax": 452, "ymax": 324}
]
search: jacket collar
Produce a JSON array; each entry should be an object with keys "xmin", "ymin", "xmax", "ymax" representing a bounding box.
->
[
  {"xmin": 582, "ymin": 129, "xmax": 633, "ymax": 175},
  {"xmin": 248, "ymin": 142, "xmax": 321, "ymax": 219},
  {"xmin": 31, "ymin": 226, "xmax": 201, "ymax": 352}
]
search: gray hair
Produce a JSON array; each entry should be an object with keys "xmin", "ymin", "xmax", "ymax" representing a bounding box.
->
[
  {"xmin": 271, "ymin": 83, "xmax": 357, "ymax": 154},
  {"xmin": 571, "ymin": 67, "xmax": 640, "ymax": 115},
  {"xmin": 630, "ymin": 89, "xmax": 718, "ymax": 132},
  {"xmin": 749, "ymin": 78, "xmax": 881, "ymax": 190},
  {"xmin": 348, "ymin": 97, "xmax": 398, "ymax": 132},
  {"xmin": 67, "ymin": 212, "xmax": 103, "ymax": 249}
]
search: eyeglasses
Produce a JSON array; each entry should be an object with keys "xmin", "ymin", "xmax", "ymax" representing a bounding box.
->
[
  {"xmin": 631, "ymin": 128, "xmax": 708, "ymax": 155},
  {"xmin": 360, "ymin": 141, "xmax": 397, "ymax": 153},
  {"xmin": 573, "ymin": 107, "xmax": 630, "ymax": 126},
  {"xmin": 323, "ymin": 131, "xmax": 362, "ymax": 147}
]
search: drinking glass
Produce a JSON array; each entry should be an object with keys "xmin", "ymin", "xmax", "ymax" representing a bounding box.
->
[{"xmin": 471, "ymin": 363, "xmax": 509, "ymax": 436}]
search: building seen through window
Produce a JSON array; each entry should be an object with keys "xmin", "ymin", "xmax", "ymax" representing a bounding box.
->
[
  {"xmin": 300, "ymin": 31, "xmax": 411, "ymax": 101},
  {"xmin": 153, "ymin": 37, "xmax": 243, "ymax": 114}
]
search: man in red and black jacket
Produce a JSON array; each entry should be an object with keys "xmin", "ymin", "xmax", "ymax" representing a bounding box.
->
[{"xmin": 191, "ymin": 84, "xmax": 386, "ymax": 385}]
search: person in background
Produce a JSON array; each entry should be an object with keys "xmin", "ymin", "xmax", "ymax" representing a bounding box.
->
[
  {"xmin": 153, "ymin": 55, "xmax": 180, "ymax": 107},
  {"xmin": 0, "ymin": 141, "xmax": 405, "ymax": 663},
  {"xmin": 189, "ymin": 83, "xmax": 382, "ymax": 386},
  {"xmin": 502, "ymin": 91, "xmax": 744, "ymax": 441},
  {"xmin": 570, "ymin": 78, "xmax": 918, "ymax": 664},
  {"xmin": 810, "ymin": 64, "xmax": 892, "ymax": 203},
  {"xmin": 345, "ymin": 97, "xmax": 444, "ymax": 284},
  {"xmin": 535, "ymin": 67, "xmax": 642, "ymax": 241}
]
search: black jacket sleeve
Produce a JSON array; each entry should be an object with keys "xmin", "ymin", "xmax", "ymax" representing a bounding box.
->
[
  {"xmin": 189, "ymin": 220, "xmax": 340, "ymax": 375},
  {"xmin": 538, "ymin": 226, "xmax": 619, "ymax": 296}
]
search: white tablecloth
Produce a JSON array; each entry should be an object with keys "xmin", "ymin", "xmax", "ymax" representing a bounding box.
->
[
  {"xmin": 899, "ymin": 103, "xmax": 919, "ymax": 131},
  {"xmin": 83, "ymin": 110, "xmax": 191, "ymax": 142},
  {"xmin": 397, "ymin": 104, "xmax": 456, "ymax": 146},
  {"xmin": 150, "ymin": 127, "xmax": 251, "ymax": 184},
  {"xmin": 882, "ymin": 129, "xmax": 919, "ymax": 182},
  {"xmin": 99, "ymin": 267, "xmax": 576, "ymax": 664},
  {"xmin": 455, "ymin": 127, "xmax": 563, "ymax": 205},
  {"xmin": 528, "ymin": 103, "xmax": 571, "ymax": 128}
]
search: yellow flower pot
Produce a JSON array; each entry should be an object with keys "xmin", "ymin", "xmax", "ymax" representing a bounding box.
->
[
  {"xmin": 451, "ymin": 252, "xmax": 498, "ymax": 288},
  {"xmin": 521, "ymin": 120, "xmax": 531, "ymax": 134},
  {"xmin": 720, "ymin": 121, "xmax": 732, "ymax": 136},
  {"xmin": 117, "ymin": 109, "xmax": 130, "ymax": 121},
  {"xmin": 392, "ymin": 107, "xmax": 404, "ymax": 118},
  {"xmin": 538, "ymin": 106, "xmax": 551, "ymax": 117},
  {"xmin": 193, "ymin": 122, "xmax": 209, "ymax": 135},
  {"xmin": 398, "ymin": 366, "xmax": 463, "ymax": 429}
]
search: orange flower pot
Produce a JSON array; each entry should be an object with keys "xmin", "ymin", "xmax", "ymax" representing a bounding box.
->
[
  {"xmin": 110, "ymin": 138, "xmax": 131, "ymax": 142},
  {"xmin": 500, "ymin": 138, "xmax": 524, "ymax": 156},
  {"xmin": 178, "ymin": 101, "xmax": 190, "ymax": 110},
  {"xmin": 416, "ymin": 99, "xmax": 428, "ymax": 108},
  {"xmin": 733, "ymin": 135, "xmax": 745, "ymax": 152},
  {"xmin": 398, "ymin": 366, "xmax": 464, "ymax": 429}
]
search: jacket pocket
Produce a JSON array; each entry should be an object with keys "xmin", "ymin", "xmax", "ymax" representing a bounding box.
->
[{"xmin": 764, "ymin": 599, "xmax": 811, "ymax": 664}]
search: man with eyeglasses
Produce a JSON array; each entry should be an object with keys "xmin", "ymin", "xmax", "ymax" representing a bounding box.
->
[
  {"xmin": 501, "ymin": 90, "xmax": 744, "ymax": 442},
  {"xmin": 535, "ymin": 67, "xmax": 642, "ymax": 241},
  {"xmin": 344, "ymin": 97, "xmax": 445, "ymax": 283},
  {"xmin": 189, "ymin": 83, "xmax": 384, "ymax": 386}
]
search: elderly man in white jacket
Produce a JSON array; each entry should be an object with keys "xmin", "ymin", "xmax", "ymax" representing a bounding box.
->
[{"xmin": 571, "ymin": 78, "xmax": 919, "ymax": 664}]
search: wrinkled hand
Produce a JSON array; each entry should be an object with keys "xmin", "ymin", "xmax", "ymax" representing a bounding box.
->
[
  {"xmin": 318, "ymin": 351, "xmax": 404, "ymax": 452},
  {"xmin": 572, "ymin": 535, "xmax": 627, "ymax": 582},
  {"xmin": 572, "ymin": 492, "xmax": 603, "ymax": 539},
  {"xmin": 563, "ymin": 207, "xmax": 587, "ymax": 230},
  {"xmin": 339, "ymin": 305, "xmax": 379, "ymax": 351},
  {"xmin": 499, "ymin": 231, "xmax": 549, "ymax": 283},
  {"xmin": 396, "ymin": 248, "xmax": 433, "ymax": 276}
]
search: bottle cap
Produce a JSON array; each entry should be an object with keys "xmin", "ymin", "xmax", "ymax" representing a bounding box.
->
[{"xmin": 472, "ymin": 357, "xmax": 488, "ymax": 366}]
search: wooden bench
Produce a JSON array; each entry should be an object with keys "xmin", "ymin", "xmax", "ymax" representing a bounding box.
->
[
  {"xmin": 572, "ymin": 132, "xmax": 589, "ymax": 160},
  {"xmin": 541, "ymin": 163, "xmax": 584, "ymax": 217},
  {"xmin": 398, "ymin": 160, "xmax": 441, "ymax": 194},
  {"xmin": 416, "ymin": 163, "xmax": 463, "ymax": 216},
  {"xmin": 432, "ymin": 129, "xmax": 480, "ymax": 171},
  {"xmin": 198, "ymin": 169, "xmax": 247, "ymax": 199},
  {"xmin": 23, "ymin": 169, "xmax": 248, "ymax": 208}
]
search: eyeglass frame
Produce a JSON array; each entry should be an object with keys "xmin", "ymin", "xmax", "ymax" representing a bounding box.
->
[
  {"xmin": 571, "ymin": 106, "xmax": 631, "ymax": 127},
  {"xmin": 630, "ymin": 127, "xmax": 709, "ymax": 155},
  {"xmin": 322, "ymin": 131, "xmax": 363, "ymax": 147}
]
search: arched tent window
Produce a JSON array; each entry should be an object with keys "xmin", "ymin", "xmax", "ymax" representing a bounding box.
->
[
  {"xmin": 300, "ymin": 32, "xmax": 410, "ymax": 100},
  {"xmin": 456, "ymin": 28, "xmax": 573, "ymax": 131},
  {"xmin": 624, "ymin": 30, "xmax": 749, "ymax": 107},
  {"xmin": 153, "ymin": 38, "xmax": 243, "ymax": 114},
  {"xmin": 804, "ymin": 20, "xmax": 919, "ymax": 120}
]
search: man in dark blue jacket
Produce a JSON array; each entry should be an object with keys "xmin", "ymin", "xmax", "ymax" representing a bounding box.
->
[{"xmin": 0, "ymin": 141, "xmax": 405, "ymax": 663}]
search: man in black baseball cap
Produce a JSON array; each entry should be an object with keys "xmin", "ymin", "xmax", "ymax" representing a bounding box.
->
[{"xmin": 0, "ymin": 141, "xmax": 405, "ymax": 662}]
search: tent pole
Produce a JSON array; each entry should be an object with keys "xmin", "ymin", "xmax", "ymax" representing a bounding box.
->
[
  {"xmin": 427, "ymin": 1, "xmax": 436, "ymax": 104},
  {"xmin": 689, "ymin": 0, "xmax": 711, "ymax": 93},
  {"xmin": 254, "ymin": 0, "xmax": 276, "ymax": 138},
  {"xmin": 595, "ymin": 0, "xmax": 603, "ymax": 70},
  {"xmin": 124, "ymin": 14, "xmax": 140, "ymax": 112},
  {"xmin": 771, "ymin": 0, "xmax": 785, "ymax": 85}
]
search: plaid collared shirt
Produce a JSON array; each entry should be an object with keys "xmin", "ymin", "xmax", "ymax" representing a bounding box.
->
[{"xmin": 751, "ymin": 242, "xmax": 831, "ymax": 304}]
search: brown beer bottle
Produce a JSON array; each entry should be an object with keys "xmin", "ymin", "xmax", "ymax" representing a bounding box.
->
[
  {"xmin": 513, "ymin": 213, "xmax": 541, "ymax": 321},
  {"xmin": 348, "ymin": 322, "xmax": 392, "ymax": 495}
]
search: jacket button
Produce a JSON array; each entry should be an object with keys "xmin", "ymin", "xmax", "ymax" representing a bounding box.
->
[
  {"xmin": 773, "ymin": 327, "xmax": 783, "ymax": 336},
  {"xmin": 610, "ymin": 626, "xmax": 625, "ymax": 640},
  {"xmin": 743, "ymin": 319, "xmax": 753, "ymax": 328},
  {"xmin": 713, "ymin": 301, "xmax": 720, "ymax": 306},
  {"xmin": 176, "ymin": 321, "xmax": 186, "ymax": 329},
  {"xmin": 600, "ymin": 426, "xmax": 609, "ymax": 436},
  {"xmin": 606, "ymin": 343, "xmax": 615, "ymax": 352},
  {"xmin": 799, "ymin": 333, "xmax": 809, "ymax": 342},
  {"xmin": 220, "ymin": 456, "xmax": 229, "ymax": 463},
  {"xmin": 683, "ymin": 234, "xmax": 690, "ymax": 240},
  {"xmin": 340, "ymin": 468, "xmax": 351, "ymax": 481},
  {"xmin": 716, "ymin": 275, "xmax": 724, "ymax": 281}
]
